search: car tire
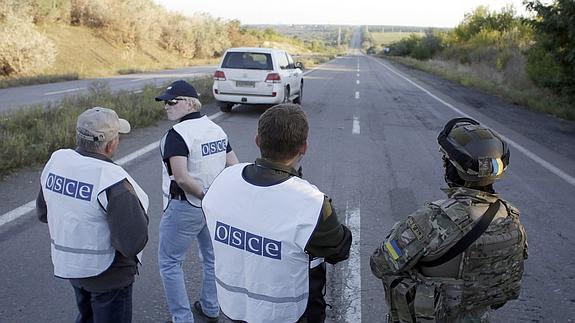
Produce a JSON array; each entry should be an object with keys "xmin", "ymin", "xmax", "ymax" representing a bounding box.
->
[
  {"xmin": 282, "ymin": 87, "xmax": 290, "ymax": 104},
  {"xmin": 293, "ymin": 84, "xmax": 303, "ymax": 105},
  {"xmin": 219, "ymin": 104, "xmax": 233, "ymax": 113}
]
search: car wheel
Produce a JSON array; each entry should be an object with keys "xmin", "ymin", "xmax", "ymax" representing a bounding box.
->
[
  {"xmin": 293, "ymin": 84, "xmax": 303, "ymax": 105},
  {"xmin": 219, "ymin": 104, "xmax": 233, "ymax": 113},
  {"xmin": 282, "ymin": 87, "xmax": 290, "ymax": 104}
]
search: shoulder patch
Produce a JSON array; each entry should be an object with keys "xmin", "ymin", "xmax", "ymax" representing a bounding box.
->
[
  {"xmin": 406, "ymin": 217, "xmax": 424, "ymax": 241},
  {"xmin": 385, "ymin": 239, "xmax": 403, "ymax": 260}
]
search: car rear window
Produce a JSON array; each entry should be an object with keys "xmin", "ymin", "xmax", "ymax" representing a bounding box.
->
[{"xmin": 222, "ymin": 52, "xmax": 273, "ymax": 70}]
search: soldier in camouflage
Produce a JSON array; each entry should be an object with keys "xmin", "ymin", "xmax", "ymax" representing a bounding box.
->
[{"xmin": 370, "ymin": 118, "xmax": 528, "ymax": 322}]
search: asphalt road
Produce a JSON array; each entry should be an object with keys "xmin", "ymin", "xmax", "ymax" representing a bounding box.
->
[
  {"xmin": 0, "ymin": 66, "xmax": 216, "ymax": 113},
  {"xmin": 2, "ymin": 43, "xmax": 575, "ymax": 322}
]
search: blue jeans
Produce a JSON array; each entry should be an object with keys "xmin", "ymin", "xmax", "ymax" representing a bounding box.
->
[
  {"xmin": 72, "ymin": 283, "xmax": 132, "ymax": 323},
  {"xmin": 159, "ymin": 200, "xmax": 219, "ymax": 323}
]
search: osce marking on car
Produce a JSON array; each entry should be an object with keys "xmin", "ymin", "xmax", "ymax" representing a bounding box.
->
[
  {"xmin": 214, "ymin": 221, "xmax": 282, "ymax": 260},
  {"xmin": 202, "ymin": 139, "xmax": 227, "ymax": 156},
  {"xmin": 45, "ymin": 173, "xmax": 93, "ymax": 201}
]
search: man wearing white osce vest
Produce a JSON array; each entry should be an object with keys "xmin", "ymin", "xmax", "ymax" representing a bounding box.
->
[
  {"xmin": 203, "ymin": 104, "xmax": 353, "ymax": 323},
  {"xmin": 37, "ymin": 107, "xmax": 149, "ymax": 323},
  {"xmin": 155, "ymin": 80, "xmax": 239, "ymax": 323}
]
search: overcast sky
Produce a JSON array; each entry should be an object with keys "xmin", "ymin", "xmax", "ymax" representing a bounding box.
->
[{"xmin": 154, "ymin": 0, "xmax": 533, "ymax": 28}]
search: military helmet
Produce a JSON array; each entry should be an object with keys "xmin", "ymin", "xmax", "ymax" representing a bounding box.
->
[{"xmin": 438, "ymin": 117, "xmax": 509, "ymax": 187}]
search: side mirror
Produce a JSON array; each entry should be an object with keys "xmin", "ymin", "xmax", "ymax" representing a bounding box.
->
[{"xmin": 295, "ymin": 62, "xmax": 304, "ymax": 70}]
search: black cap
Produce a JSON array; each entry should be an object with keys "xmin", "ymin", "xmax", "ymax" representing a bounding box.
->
[{"xmin": 155, "ymin": 80, "xmax": 198, "ymax": 101}]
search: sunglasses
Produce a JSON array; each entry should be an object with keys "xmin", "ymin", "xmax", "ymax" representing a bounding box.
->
[{"xmin": 164, "ymin": 98, "xmax": 185, "ymax": 106}]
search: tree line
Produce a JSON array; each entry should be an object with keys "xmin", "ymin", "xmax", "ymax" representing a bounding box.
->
[{"xmin": 380, "ymin": 0, "xmax": 575, "ymax": 97}]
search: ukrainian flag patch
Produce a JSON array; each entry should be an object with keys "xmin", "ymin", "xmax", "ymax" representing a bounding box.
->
[
  {"xmin": 385, "ymin": 239, "xmax": 402, "ymax": 260},
  {"xmin": 491, "ymin": 158, "xmax": 504, "ymax": 176}
]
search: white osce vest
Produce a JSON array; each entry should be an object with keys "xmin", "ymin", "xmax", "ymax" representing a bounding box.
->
[
  {"xmin": 160, "ymin": 116, "xmax": 228, "ymax": 209},
  {"xmin": 40, "ymin": 149, "xmax": 149, "ymax": 278},
  {"xmin": 202, "ymin": 163, "xmax": 324, "ymax": 323}
]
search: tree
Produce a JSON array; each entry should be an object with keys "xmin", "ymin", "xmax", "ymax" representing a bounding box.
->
[{"xmin": 525, "ymin": 0, "xmax": 575, "ymax": 94}]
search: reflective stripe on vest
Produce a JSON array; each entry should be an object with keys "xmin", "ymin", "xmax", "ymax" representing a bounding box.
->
[
  {"xmin": 160, "ymin": 116, "xmax": 228, "ymax": 209},
  {"xmin": 216, "ymin": 277, "xmax": 309, "ymax": 304},
  {"xmin": 40, "ymin": 149, "xmax": 148, "ymax": 278},
  {"xmin": 203, "ymin": 163, "xmax": 324, "ymax": 323}
]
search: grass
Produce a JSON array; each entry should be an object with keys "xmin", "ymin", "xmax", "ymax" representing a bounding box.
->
[
  {"xmin": 0, "ymin": 76, "xmax": 214, "ymax": 178},
  {"xmin": 371, "ymin": 32, "xmax": 424, "ymax": 46},
  {"xmin": 386, "ymin": 56, "xmax": 575, "ymax": 121}
]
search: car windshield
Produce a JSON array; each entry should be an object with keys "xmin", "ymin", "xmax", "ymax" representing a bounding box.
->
[{"xmin": 222, "ymin": 52, "xmax": 273, "ymax": 70}]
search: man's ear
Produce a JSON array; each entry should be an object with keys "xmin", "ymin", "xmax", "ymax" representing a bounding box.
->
[
  {"xmin": 299, "ymin": 141, "xmax": 308, "ymax": 155},
  {"xmin": 104, "ymin": 137, "xmax": 118, "ymax": 156},
  {"xmin": 255, "ymin": 134, "xmax": 261, "ymax": 148}
]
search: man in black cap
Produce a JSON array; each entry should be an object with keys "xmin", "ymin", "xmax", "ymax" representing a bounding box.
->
[{"xmin": 155, "ymin": 80, "xmax": 238, "ymax": 323}]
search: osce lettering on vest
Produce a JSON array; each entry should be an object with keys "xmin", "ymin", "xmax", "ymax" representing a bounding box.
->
[
  {"xmin": 202, "ymin": 139, "xmax": 227, "ymax": 156},
  {"xmin": 214, "ymin": 221, "xmax": 282, "ymax": 260},
  {"xmin": 45, "ymin": 172, "xmax": 93, "ymax": 201}
]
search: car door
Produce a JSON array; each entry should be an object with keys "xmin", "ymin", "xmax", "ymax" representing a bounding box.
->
[
  {"xmin": 275, "ymin": 51, "xmax": 291, "ymax": 95},
  {"xmin": 286, "ymin": 52, "xmax": 302, "ymax": 95}
]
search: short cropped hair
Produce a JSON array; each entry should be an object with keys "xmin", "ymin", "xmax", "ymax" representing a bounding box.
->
[
  {"xmin": 76, "ymin": 133, "xmax": 108, "ymax": 153},
  {"xmin": 257, "ymin": 104, "xmax": 308, "ymax": 161}
]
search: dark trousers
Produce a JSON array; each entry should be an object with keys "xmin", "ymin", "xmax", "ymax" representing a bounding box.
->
[
  {"xmin": 72, "ymin": 283, "xmax": 133, "ymax": 323},
  {"xmin": 300, "ymin": 263, "xmax": 327, "ymax": 323}
]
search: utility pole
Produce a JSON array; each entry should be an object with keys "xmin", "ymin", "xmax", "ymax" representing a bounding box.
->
[{"xmin": 337, "ymin": 26, "xmax": 341, "ymax": 47}]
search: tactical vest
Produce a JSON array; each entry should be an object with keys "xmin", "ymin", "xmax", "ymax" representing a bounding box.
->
[
  {"xmin": 202, "ymin": 163, "xmax": 324, "ymax": 323},
  {"xmin": 387, "ymin": 198, "xmax": 526, "ymax": 322},
  {"xmin": 40, "ymin": 149, "xmax": 149, "ymax": 278},
  {"xmin": 160, "ymin": 116, "xmax": 228, "ymax": 209}
]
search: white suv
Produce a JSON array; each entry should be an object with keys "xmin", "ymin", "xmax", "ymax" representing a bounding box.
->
[{"xmin": 212, "ymin": 47, "xmax": 303, "ymax": 112}]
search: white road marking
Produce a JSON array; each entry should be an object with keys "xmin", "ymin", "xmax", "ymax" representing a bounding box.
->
[
  {"xmin": 130, "ymin": 78, "xmax": 150, "ymax": 83},
  {"xmin": 356, "ymin": 80, "xmax": 360, "ymax": 85},
  {"xmin": 0, "ymin": 111, "xmax": 225, "ymax": 227},
  {"xmin": 352, "ymin": 116, "xmax": 360, "ymax": 134},
  {"xmin": 0, "ymin": 202, "xmax": 36, "ymax": 228},
  {"xmin": 343, "ymin": 201, "xmax": 361, "ymax": 322},
  {"xmin": 355, "ymin": 91, "xmax": 360, "ymax": 99},
  {"xmin": 357, "ymin": 73, "xmax": 360, "ymax": 77},
  {"xmin": 371, "ymin": 57, "xmax": 575, "ymax": 188},
  {"xmin": 43, "ymin": 87, "xmax": 85, "ymax": 96}
]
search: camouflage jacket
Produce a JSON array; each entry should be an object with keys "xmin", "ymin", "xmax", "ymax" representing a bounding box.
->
[{"xmin": 370, "ymin": 187, "xmax": 528, "ymax": 322}]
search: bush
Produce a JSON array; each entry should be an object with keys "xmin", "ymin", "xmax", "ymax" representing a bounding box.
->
[
  {"xmin": 191, "ymin": 13, "xmax": 230, "ymax": 58},
  {"xmin": 525, "ymin": 0, "xmax": 575, "ymax": 95},
  {"xmin": 0, "ymin": 15, "xmax": 56, "ymax": 76},
  {"xmin": 26, "ymin": 0, "xmax": 71, "ymax": 24},
  {"xmin": 526, "ymin": 44, "xmax": 564, "ymax": 89},
  {"xmin": 452, "ymin": 5, "xmax": 518, "ymax": 42},
  {"xmin": 71, "ymin": 0, "xmax": 162, "ymax": 48},
  {"xmin": 387, "ymin": 31, "xmax": 444, "ymax": 60},
  {"xmin": 159, "ymin": 13, "xmax": 197, "ymax": 58}
]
